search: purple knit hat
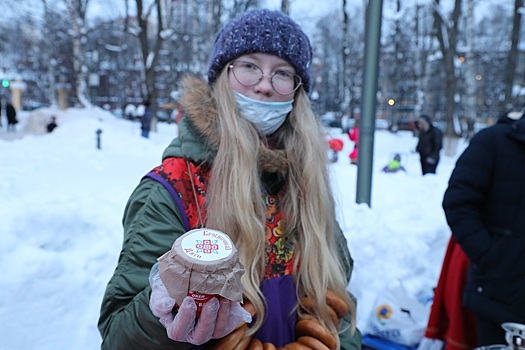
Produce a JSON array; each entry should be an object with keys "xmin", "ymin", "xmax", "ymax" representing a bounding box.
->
[{"xmin": 208, "ymin": 9, "xmax": 313, "ymax": 92}]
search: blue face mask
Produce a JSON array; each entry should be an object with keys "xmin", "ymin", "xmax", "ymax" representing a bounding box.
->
[{"xmin": 233, "ymin": 91, "xmax": 294, "ymax": 135}]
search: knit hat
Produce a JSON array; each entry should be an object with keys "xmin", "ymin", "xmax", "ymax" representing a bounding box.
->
[{"xmin": 208, "ymin": 9, "xmax": 313, "ymax": 92}]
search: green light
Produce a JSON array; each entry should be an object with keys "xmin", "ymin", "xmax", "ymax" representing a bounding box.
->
[{"xmin": 1, "ymin": 80, "xmax": 9, "ymax": 88}]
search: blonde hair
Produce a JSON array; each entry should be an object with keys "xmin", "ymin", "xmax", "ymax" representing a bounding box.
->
[{"xmin": 204, "ymin": 68, "xmax": 356, "ymax": 346}]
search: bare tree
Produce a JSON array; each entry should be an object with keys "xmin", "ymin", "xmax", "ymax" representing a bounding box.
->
[
  {"xmin": 40, "ymin": 0, "xmax": 58, "ymax": 107},
  {"xmin": 281, "ymin": 0, "xmax": 290, "ymax": 14},
  {"xmin": 414, "ymin": 3, "xmax": 434, "ymax": 117},
  {"xmin": 382, "ymin": 0, "xmax": 419, "ymax": 125},
  {"xmin": 209, "ymin": 0, "xmax": 222, "ymax": 37},
  {"xmin": 474, "ymin": 5, "xmax": 514, "ymax": 119},
  {"xmin": 433, "ymin": 0, "xmax": 462, "ymax": 155},
  {"xmin": 462, "ymin": 0, "xmax": 476, "ymax": 122},
  {"xmin": 342, "ymin": 0, "xmax": 351, "ymax": 116},
  {"xmin": 502, "ymin": 0, "xmax": 524, "ymax": 111},
  {"xmin": 135, "ymin": 0, "xmax": 163, "ymax": 102},
  {"xmin": 125, "ymin": 0, "xmax": 171, "ymax": 131},
  {"xmin": 230, "ymin": 0, "xmax": 259, "ymax": 15},
  {"xmin": 66, "ymin": 0, "xmax": 91, "ymax": 107}
]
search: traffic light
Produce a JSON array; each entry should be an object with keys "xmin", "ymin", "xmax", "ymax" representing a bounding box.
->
[{"xmin": 1, "ymin": 79, "xmax": 9, "ymax": 88}]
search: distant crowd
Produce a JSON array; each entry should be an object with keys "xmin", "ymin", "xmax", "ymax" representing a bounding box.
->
[
  {"xmin": 0, "ymin": 101, "xmax": 18, "ymax": 132},
  {"xmin": 0, "ymin": 100, "xmax": 58, "ymax": 134}
]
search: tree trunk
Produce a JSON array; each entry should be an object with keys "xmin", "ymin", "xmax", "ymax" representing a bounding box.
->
[
  {"xmin": 464, "ymin": 0, "xmax": 476, "ymax": 122},
  {"xmin": 502, "ymin": 0, "xmax": 523, "ymax": 112},
  {"xmin": 68, "ymin": 0, "xmax": 91, "ymax": 108},
  {"xmin": 135, "ymin": 0, "xmax": 165, "ymax": 133},
  {"xmin": 42, "ymin": 0, "xmax": 57, "ymax": 107},
  {"xmin": 342, "ymin": 0, "xmax": 350, "ymax": 115},
  {"xmin": 281, "ymin": 0, "xmax": 289, "ymax": 14},
  {"xmin": 433, "ymin": 0, "xmax": 462, "ymax": 155},
  {"xmin": 443, "ymin": 135, "xmax": 460, "ymax": 157}
]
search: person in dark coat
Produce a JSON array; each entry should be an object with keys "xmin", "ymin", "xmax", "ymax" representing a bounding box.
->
[
  {"xmin": 46, "ymin": 116, "xmax": 58, "ymax": 133},
  {"xmin": 442, "ymin": 110, "xmax": 525, "ymax": 346},
  {"xmin": 140, "ymin": 100, "xmax": 153, "ymax": 138},
  {"xmin": 415, "ymin": 115, "xmax": 442, "ymax": 175},
  {"xmin": 6, "ymin": 102, "xmax": 18, "ymax": 132}
]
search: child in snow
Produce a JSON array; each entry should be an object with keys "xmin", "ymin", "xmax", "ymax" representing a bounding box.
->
[{"xmin": 381, "ymin": 153, "xmax": 406, "ymax": 173}]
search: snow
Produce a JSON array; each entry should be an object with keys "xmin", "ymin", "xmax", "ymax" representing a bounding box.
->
[{"xmin": 0, "ymin": 107, "xmax": 468, "ymax": 349}]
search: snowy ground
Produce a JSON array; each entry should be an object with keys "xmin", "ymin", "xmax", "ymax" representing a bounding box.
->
[{"xmin": 0, "ymin": 107, "xmax": 468, "ymax": 349}]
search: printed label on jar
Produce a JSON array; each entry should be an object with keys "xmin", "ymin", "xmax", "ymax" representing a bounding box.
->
[
  {"xmin": 180, "ymin": 228, "xmax": 233, "ymax": 262},
  {"xmin": 174, "ymin": 291, "xmax": 217, "ymax": 318}
]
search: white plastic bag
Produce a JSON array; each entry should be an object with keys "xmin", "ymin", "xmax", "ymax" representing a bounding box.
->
[{"xmin": 364, "ymin": 282, "xmax": 431, "ymax": 347}]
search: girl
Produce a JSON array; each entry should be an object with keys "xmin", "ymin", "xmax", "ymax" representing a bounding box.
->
[{"xmin": 99, "ymin": 9, "xmax": 361, "ymax": 350}]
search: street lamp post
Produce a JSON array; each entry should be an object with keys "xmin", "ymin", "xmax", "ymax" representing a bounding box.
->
[{"xmin": 356, "ymin": 0, "xmax": 384, "ymax": 207}]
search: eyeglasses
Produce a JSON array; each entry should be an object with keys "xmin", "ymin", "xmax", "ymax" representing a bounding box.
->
[{"xmin": 228, "ymin": 61, "xmax": 302, "ymax": 96}]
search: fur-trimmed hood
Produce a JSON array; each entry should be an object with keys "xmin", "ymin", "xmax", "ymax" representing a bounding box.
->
[{"xmin": 163, "ymin": 75, "xmax": 289, "ymax": 178}]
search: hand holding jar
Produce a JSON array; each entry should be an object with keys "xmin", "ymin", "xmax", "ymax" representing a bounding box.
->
[{"xmin": 149, "ymin": 228, "xmax": 252, "ymax": 345}]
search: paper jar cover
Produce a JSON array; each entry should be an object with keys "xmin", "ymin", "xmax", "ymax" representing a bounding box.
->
[{"xmin": 158, "ymin": 228, "xmax": 245, "ymax": 304}]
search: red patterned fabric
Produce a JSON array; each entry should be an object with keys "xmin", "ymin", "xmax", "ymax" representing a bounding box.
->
[
  {"xmin": 149, "ymin": 158, "xmax": 210, "ymax": 229},
  {"xmin": 147, "ymin": 158, "xmax": 299, "ymax": 345},
  {"xmin": 264, "ymin": 193, "xmax": 295, "ymax": 278},
  {"xmin": 149, "ymin": 158, "xmax": 296, "ymax": 278},
  {"xmin": 424, "ymin": 236, "xmax": 478, "ymax": 349}
]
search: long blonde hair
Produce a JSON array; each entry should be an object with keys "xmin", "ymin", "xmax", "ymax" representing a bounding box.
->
[{"xmin": 204, "ymin": 68, "xmax": 356, "ymax": 345}]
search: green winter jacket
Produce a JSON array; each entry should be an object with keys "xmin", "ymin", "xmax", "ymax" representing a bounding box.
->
[{"xmin": 98, "ymin": 79, "xmax": 361, "ymax": 350}]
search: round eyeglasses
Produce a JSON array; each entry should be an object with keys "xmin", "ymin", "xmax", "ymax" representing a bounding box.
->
[{"xmin": 229, "ymin": 61, "xmax": 302, "ymax": 96}]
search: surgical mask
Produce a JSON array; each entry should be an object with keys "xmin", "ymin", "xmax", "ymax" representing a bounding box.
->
[{"xmin": 233, "ymin": 91, "xmax": 293, "ymax": 135}]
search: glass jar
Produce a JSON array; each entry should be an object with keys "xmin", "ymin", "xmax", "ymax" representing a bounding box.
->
[{"xmin": 158, "ymin": 228, "xmax": 245, "ymax": 317}]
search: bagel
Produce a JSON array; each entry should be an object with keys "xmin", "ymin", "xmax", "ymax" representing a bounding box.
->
[
  {"xmin": 247, "ymin": 339, "xmax": 263, "ymax": 350},
  {"xmin": 295, "ymin": 319, "xmax": 337, "ymax": 350},
  {"xmin": 210, "ymin": 323, "xmax": 248, "ymax": 350},
  {"xmin": 326, "ymin": 305, "xmax": 339, "ymax": 328},
  {"xmin": 299, "ymin": 297, "xmax": 315, "ymax": 311},
  {"xmin": 262, "ymin": 343, "xmax": 277, "ymax": 350},
  {"xmin": 233, "ymin": 334, "xmax": 252, "ymax": 350},
  {"xmin": 299, "ymin": 297, "xmax": 339, "ymax": 328},
  {"xmin": 284, "ymin": 342, "xmax": 312, "ymax": 350},
  {"xmin": 297, "ymin": 336, "xmax": 331, "ymax": 350},
  {"xmin": 325, "ymin": 291, "xmax": 348, "ymax": 319}
]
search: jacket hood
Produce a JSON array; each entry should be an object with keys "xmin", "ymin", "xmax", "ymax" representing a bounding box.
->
[
  {"xmin": 418, "ymin": 115, "xmax": 434, "ymax": 130},
  {"xmin": 162, "ymin": 75, "xmax": 289, "ymax": 177}
]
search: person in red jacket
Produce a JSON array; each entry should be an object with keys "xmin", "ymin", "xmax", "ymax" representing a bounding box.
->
[{"xmin": 347, "ymin": 119, "xmax": 359, "ymax": 165}]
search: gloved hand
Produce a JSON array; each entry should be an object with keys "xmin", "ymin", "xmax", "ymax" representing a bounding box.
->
[
  {"xmin": 149, "ymin": 262, "xmax": 252, "ymax": 345},
  {"xmin": 425, "ymin": 157, "xmax": 436, "ymax": 164}
]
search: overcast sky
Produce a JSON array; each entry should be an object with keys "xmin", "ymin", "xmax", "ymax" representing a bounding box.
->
[{"xmin": 3, "ymin": 0, "xmax": 508, "ymax": 28}]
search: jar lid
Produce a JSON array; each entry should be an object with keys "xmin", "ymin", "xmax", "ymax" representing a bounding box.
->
[{"xmin": 158, "ymin": 228, "xmax": 245, "ymax": 303}]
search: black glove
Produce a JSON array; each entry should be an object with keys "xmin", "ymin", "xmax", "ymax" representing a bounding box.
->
[{"xmin": 425, "ymin": 157, "xmax": 436, "ymax": 164}]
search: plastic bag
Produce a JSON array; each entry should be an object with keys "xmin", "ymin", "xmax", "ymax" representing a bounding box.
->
[
  {"xmin": 364, "ymin": 282, "xmax": 431, "ymax": 347},
  {"xmin": 148, "ymin": 262, "xmax": 252, "ymax": 345}
]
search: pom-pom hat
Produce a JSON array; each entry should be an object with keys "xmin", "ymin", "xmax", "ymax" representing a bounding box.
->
[{"xmin": 208, "ymin": 9, "xmax": 313, "ymax": 93}]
